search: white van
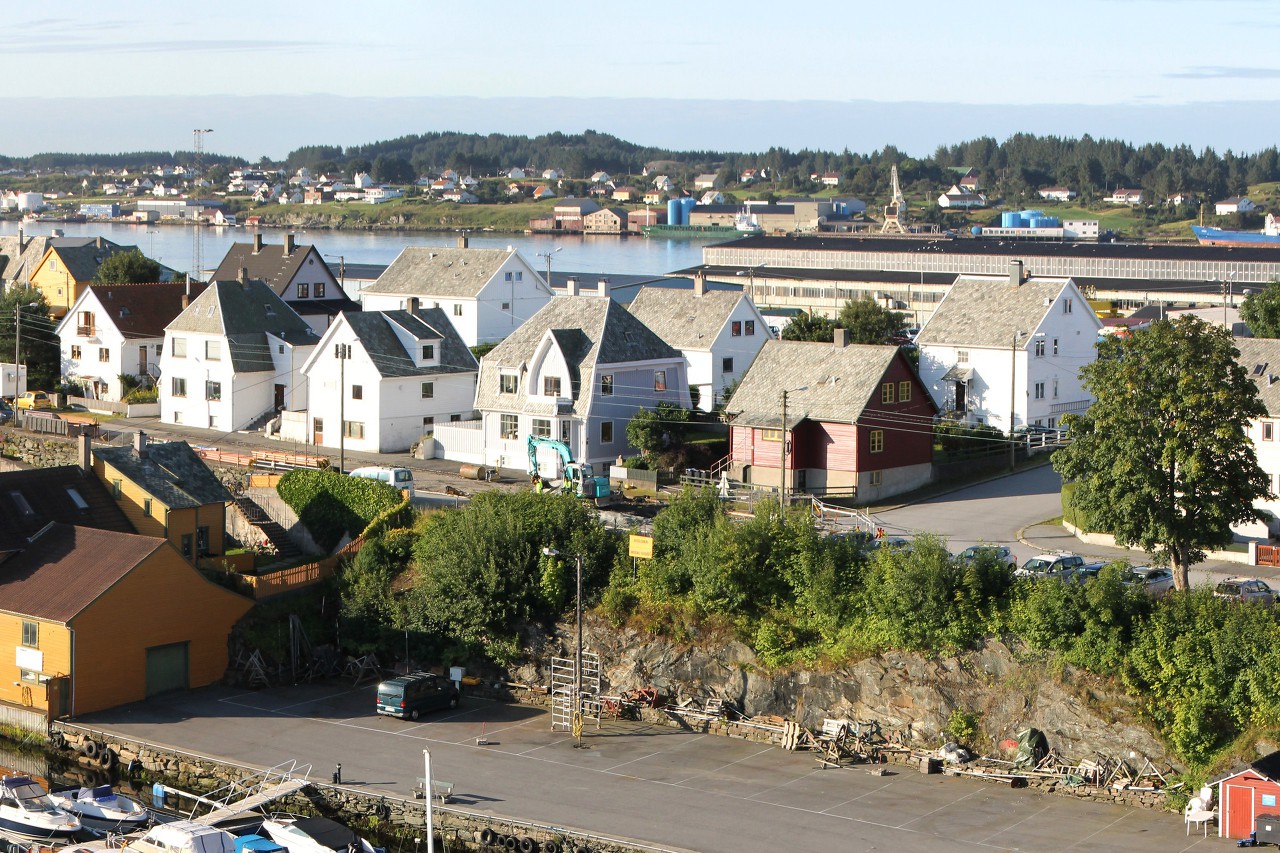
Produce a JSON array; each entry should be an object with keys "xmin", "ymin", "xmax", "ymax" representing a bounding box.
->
[{"xmin": 349, "ymin": 466, "xmax": 415, "ymax": 494}]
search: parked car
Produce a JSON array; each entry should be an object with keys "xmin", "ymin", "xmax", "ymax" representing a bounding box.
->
[
  {"xmin": 1016, "ymin": 553, "xmax": 1085, "ymax": 581},
  {"xmin": 1126, "ymin": 566, "xmax": 1175, "ymax": 598},
  {"xmin": 1214, "ymin": 577, "xmax": 1276, "ymax": 605},
  {"xmin": 0, "ymin": 398, "xmax": 12, "ymax": 425},
  {"xmin": 1070, "ymin": 561, "xmax": 1109, "ymax": 584},
  {"xmin": 14, "ymin": 391, "xmax": 51, "ymax": 411},
  {"xmin": 375, "ymin": 671, "xmax": 459, "ymax": 720},
  {"xmin": 955, "ymin": 545, "xmax": 1017, "ymax": 571}
]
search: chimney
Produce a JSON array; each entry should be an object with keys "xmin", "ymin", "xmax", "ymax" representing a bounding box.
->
[
  {"xmin": 133, "ymin": 429, "xmax": 148, "ymax": 459},
  {"xmin": 457, "ymin": 236, "xmax": 469, "ymax": 249},
  {"xmin": 693, "ymin": 271, "xmax": 706, "ymax": 297},
  {"xmin": 78, "ymin": 433, "xmax": 92, "ymax": 474},
  {"xmin": 566, "ymin": 277, "xmax": 579, "ymax": 296},
  {"xmin": 253, "ymin": 234, "xmax": 264, "ymax": 254},
  {"xmin": 17, "ymin": 227, "xmax": 25, "ymax": 252},
  {"xmin": 181, "ymin": 293, "xmax": 189, "ymax": 309},
  {"xmin": 284, "ymin": 233, "xmax": 295, "ymax": 255},
  {"xmin": 238, "ymin": 267, "xmax": 249, "ymax": 285},
  {"xmin": 1010, "ymin": 260, "xmax": 1024, "ymax": 288},
  {"xmin": 95, "ymin": 236, "xmax": 104, "ymax": 249},
  {"xmin": 597, "ymin": 278, "xmax": 609, "ymax": 297},
  {"xmin": 833, "ymin": 327, "xmax": 849, "ymax": 348},
  {"xmin": 407, "ymin": 297, "xmax": 420, "ymax": 314}
]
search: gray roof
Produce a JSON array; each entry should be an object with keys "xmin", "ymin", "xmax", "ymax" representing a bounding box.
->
[
  {"xmin": 1235, "ymin": 337, "xmax": 1280, "ymax": 418},
  {"xmin": 343, "ymin": 307, "xmax": 478, "ymax": 379},
  {"xmin": 725, "ymin": 339, "xmax": 903, "ymax": 428},
  {"xmin": 166, "ymin": 279, "xmax": 315, "ymax": 372},
  {"xmin": 363, "ymin": 247, "xmax": 520, "ymax": 299},
  {"xmin": 94, "ymin": 439, "xmax": 233, "ymax": 510},
  {"xmin": 0, "ymin": 235, "xmax": 55, "ymax": 284},
  {"xmin": 627, "ymin": 288, "xmax": 746, "ymax": 350},
  {"xmin": 43, "ymin": 238, "xmax": 177, "ymax": 282},
  {"xmin": 914, "ymin": 275, "xmax": 1074, "ymax": 348},
  {"xmin": 475, "ymin": 295, "xmax": 680, "ymax": 417}
]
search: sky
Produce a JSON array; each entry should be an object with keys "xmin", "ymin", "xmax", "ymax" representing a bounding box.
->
[{"xmin": 4, "ymin": 0, "xmax": 1280, "ymax": 160}]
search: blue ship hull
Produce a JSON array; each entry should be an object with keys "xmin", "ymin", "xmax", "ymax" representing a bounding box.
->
[{"xmin": 1192, "ymin": 225, "xmax": 1280, "ymax": 247}]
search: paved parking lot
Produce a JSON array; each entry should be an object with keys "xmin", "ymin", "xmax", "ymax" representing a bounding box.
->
[{"xmin": 83, "ymin": 682, "xmax": 1222, "ymax": 853}]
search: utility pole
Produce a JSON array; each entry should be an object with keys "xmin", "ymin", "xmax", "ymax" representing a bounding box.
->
[
  {"xmin": 575, "ymin": 553, "xmax": 583, "ymax": 731},
  {"xmin": 335, "ymin": 342, "xmax": 351, "ymax": 473},
  {"xmin": 780, "ymin": 389, "xmax": 788, "ymax": 512},
  {"xmin": 192, "ymin": 128, "xmax": 213, "ymax": 282},
  {"xmin": 1009, "ymin": 331, "xmax": 1027, "ymax": 472}
]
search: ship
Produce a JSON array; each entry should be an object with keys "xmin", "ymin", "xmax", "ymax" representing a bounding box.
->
[
  {"xmin": 641, "ymin": 223, "xmax": 738, "ymax": 238},
  {"xmin": 1192, "ymin": 213, "xmax": 1280, "ymax": 247}
]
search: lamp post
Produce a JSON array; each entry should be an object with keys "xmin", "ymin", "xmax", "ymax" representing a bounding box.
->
[
  {"xmin": 1009, "ymin": 330, "xmax": 1027, "ymax": 472},
  {"xmin": 780, "ymin": 385, "xmax": 808, "ymax": 512},
  {"xmin": 325, "ymin": 254, "xmax": 346, "ymax": 296},
  {"xmin": 541, "ymin": 546, "xmax": 583, "ymax": 743},
  {"xmin": 421, "ymin": 748, "xmax": 434, "ymax": 853},
  {"xmin": 1223, "ymin": 272, "xmax": 1238, "ymax": 331},
  {"xmin": 735, "ymin": 261, "xmax": 769, "ymax": 303},
  {"xmin": 335, "ymin": 342, "xmax": 351, "ymax": 473},
  {"xmin": 13, "ymin": 301, "xmax": 37, "ymax": 395},
  {"xmin": 536, "ymin": 247, "xmax": 561, "ymax": 292}
]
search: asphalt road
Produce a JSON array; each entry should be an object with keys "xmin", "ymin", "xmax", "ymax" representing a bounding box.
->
[{"xmin": 82, "ymin": 684, "xmax": 1214, "ymax": 853}]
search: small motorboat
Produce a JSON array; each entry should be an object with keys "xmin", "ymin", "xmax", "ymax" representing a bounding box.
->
[
  {"xmin": 49, "ymin": 784, "xmax": 149, "ymax": 831},
  {"xmin": 261, "ymin": 816, "xmax": 383, "ymax": 853},
  {"xmin": 0, "ymin": 776, "xmax": 81, "ymax": 838},
  {"xmin": 126, "ymin": 819, "xmax": 237, "ymax": 853}
]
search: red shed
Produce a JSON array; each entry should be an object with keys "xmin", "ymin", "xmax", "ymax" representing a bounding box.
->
[{"xmin": 1216, "ymin": 752, "xmax": 1280, "ymax": 839}]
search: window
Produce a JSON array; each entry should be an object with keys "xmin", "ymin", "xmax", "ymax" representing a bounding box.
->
[
  {"xmin": 600, "ymin": 375, "xmax": 613, "ymax": 396},
  {"xmin": 881, "ymin": 382, "xmax": 895, "ymax": 404},
  {"xmin": 181, "ymin": 533, "xmax": 193, "ymax": 559},
  {"xmin": 21, "ymin": 621, "xmax": 37, "ymax": 648},
  {"xmin": 313, "ymin": 417, "xmax": 323, "ymax": 435},
  {"xmin": 343, "ymin": 421, "xmax": 365, "ymax": 439},
  {"xmin": 315, "ymin": 282, "xmax": 326, "ymax": 298},
  {"xmin": 19, "ymin": 670, "xmax": 41, "ymax": 684},
  {"xmin": 65, "ymin": 488, "xmax": 88, "ymax": 510},
  {"xmin": 70, "ymin": 345, "xmax": 81, "ymax": 360},
  {"xmin": 722, "ymin": 357, "xmax": 734, "ymax": 373},
  {"xmin": 504, "ymin": 272, "xmax": 513, "ymax": 281},
  {"xmin": 173, "ymin": 410, "xmax": 182, "ymax": 424},
  {"xmin": 453, "ymin": 304, "xmax": 463, "ymax": 317},
  {"xmin": 205, "ymin": 340, "xmax": 221, "ymax": 361},
  {"xmin": 1034, "ymin": 340, "xmax": 1045, "ymax": 358},
  {"xmin": 422, "ymin": 344, "xmax": 434, "ymax": 360},
  {"xmin": 898, "ymin": 381, "xmax": 911, "ymax": 402},
  {"xmin": 1266, "ymin": 422, "xmax": 1274, "ymax": 441},
  {"xmin": 99, "ymin": 347, "xmax": 110, "ymax": 362},
  {"xmin": 422, "ymin": 416, "xmax": 434, "ymax": 432},
  {"xmin": 601, "ymin": 421, "xmax": 614, "ymax": 443},
  {"xmin": 1053, "ymin": 338, "xmax": 1060, "ymax": 356},
  {"xmin": 209, "ymin": 415, "xmax": 218, "ymax": 428},
  {"xmin": 731, "ymin": 321, "xmax": 742, "ymax": 336},
  {"xmin": 173, "ymin": 337, "xmax": 187, "ymax": 358},
  {"xmin": 532, "ymin": 418, "xmax": 551, "ymax": 438},
  {"xmin": 761, "ymin": 428, "xmax": 783, "ymax": 442},
  {"xmin": 870, "ymin": 430, "xmax": 884, "ymax": 453},
  {"xmin": 296, "ymin": 283, "xmax": 309, "ymax": 298},
  {"xmin": 745, "ymin": 320, "xmax": 755, "ymax": 336},
  {"xmin": 502, "ymin": 302, "xmax": 510, "ymax": 310},
  {"xmin": 1034, "ymin": 382, "xmax": 1046, "ymax": 400},
  {"xmin": 515, "ymin": 271, "xmax": 522, "ymax": 282},
  {"xmin": 1052, "ymin": 378, "xmax": 1059, "ymax": 398},
  {"xmin": 421, "ymin": 381, "xmax": 434, "ymax": 399},
  {"xmin": 957, "ymin": 350, "xmax": 969, "ymax": 364},
  {"xmin": 869, "ymin": 471, "xmax": 883, "ymax": 487},
  {"xmin": 1064, "ymin": 298, "xmax": 1073, "ymax": 314},
  {"xmin": 543, "ymin": 376, "xmax": 561, "ymax": 397},
  {"xmin": 143, "ymin": 498, "xmax": 152, "ymax": 516},
  {"xmin": 196, "ymin": 526, "xmax": 209, "ymax": 556},
  {"xmin": 352, "ymin": 384, "xmax": 363, "ymax": 400},
  {"xmin": 654, "ymin": 370, "xmax": 667, "ymax": 392},
  {"xmin": 500, "ymin": 373, "xmax": 518, "ymax": 394},
  {"xmin": 112, "ymin": 479, "xmax": 122, "ymax": 498},
  {"xmin": 205, "ymin": 380, "xmax": 221, "ymax": 401},
  {"xmin": 450, "ymin": 414, "xmax": 461, "ymax": 422},
  {"xmin": 500, "ymin": 414, "xmax": 518, "ymax": 439},
  {"xmin": 278, "ymin": 344, "xmax": 285, "ymax": 354}
]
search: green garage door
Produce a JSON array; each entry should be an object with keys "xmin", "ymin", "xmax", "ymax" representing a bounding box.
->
[{"xmin": 145, "ymin": 642, "xmax": 189, "ymax": 697}]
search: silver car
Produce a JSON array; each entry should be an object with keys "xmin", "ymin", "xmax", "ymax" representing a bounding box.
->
[
  {"xmin": 1017, "ymin": 553, "xmax": 1085, "ymax": 581},
  {"xmin": 1214, "ymin": 577, "xmax": 1276, "ymax": 604},
  {"xmin": 956, "ymin": 545, "xmax": 1017, "ymax": 571},
  {"xmin": 1125, "ymin": 566, "xmax": 1175, "ymax": 598}
]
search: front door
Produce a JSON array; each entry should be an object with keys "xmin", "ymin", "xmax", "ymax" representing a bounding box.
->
[
  {"xmin": 313, "ymin": 417, "xmax": 324, "ymax": 445},
  {"xmin": 274, "ymin": 383, "xmax": 286, "ymax": 410},
  {"xmin": 954, "ymin": 381, "xmax": 967, "ymax": 414},
  {"xmin": 1227, "ymin": 783, "xmax": 1256, "ymax": 839},
  {"xmin": 138, "ymin": 345, "xmax": 148, "ymax": 374}
]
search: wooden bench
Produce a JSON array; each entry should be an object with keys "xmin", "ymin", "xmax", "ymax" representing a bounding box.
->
[{"xmin": 413, "ymin": 778, "xmax": 454, "ymax": 803}]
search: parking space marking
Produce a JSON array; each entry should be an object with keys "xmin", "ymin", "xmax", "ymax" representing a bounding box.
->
[
  {"xmin": 1061, "ymin": 811, "xmax": 1130, "ymax": 849},
  {"xmin": 816, "ymin": 778, "xmax": 900, "ymax": 813},
  {"xmin": 672, "ymin": 745, "xmax": 777, "ymax": 785},
  {"xmin": 602, "ymin": 751, "xmax": 665, "ymax": 772},
  {"xmin": 977, "ymin": 803, "xmax": 1052, "ymax": 844},
  {"xmin": 896, "ymin": 787, "xmax": 983, "ymax": 828},
  {"xmin": 746, "ymin": 768, "xmax": 825, "ymax": 802}
]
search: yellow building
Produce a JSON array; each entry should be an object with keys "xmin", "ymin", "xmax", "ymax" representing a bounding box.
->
[
  {"xmin": 27, "ymin": 237, "xmax": 170, "ymax": 317},
  {"xmin": 93, "ymin": 433, "xmax": 231, "ymax": 563}
]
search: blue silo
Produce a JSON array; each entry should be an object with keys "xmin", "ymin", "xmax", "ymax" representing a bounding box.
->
[{"xmin": 667, "ymin": 198, "xmax": 683, "ymax": 226}]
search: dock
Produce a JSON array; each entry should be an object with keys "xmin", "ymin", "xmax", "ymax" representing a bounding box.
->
[{"xmin": 157, "ymin": 760, "xmax": 312, "ymax": 826}]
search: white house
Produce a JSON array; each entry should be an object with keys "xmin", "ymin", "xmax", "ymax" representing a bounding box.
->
[
  {"xmin": 353, "ymin": 172, "xmax": 375, "ymax": 189},
  {"xmin": 56, "ymin": 282, "xmax": 207, "ymax": 402},
  {"xmin": 1104, "ymin": 188, "xmax": 1144, "ymax": 205},
  {"xmin": 915, "ymin": 266, "xmax": 1103, "ymax": 432},
  {"xmin": 468, "ymin": 295, "xmax": 690, "ymax": 470},
  {"xmin": 506, "ymin": 168, "xmax": 527, "ymax": 179},
  {"xmin": 300, "ymin": 306, "xmax": 478, "ymax": 453},
  {"xmin": 699, "ymin": 190, "xmax": 724, "ymax": 205},
  {"xmin": 1234, "ymin": 338, "xmax": 1280, "ymax": 538},
  {"xmin": 1216, "ymin": 196, "xmax": 1257, "ymax": 215},
  {"xmin": 590, "ymin": 171, "xmax": 611, "ymax": 184},
  {"xmin": 820, "ymin": 172, "xmax": 841, "ymax": 187},
  {"xmin": 694, "ymin": 174, "xmax": 720, "ymax": 190},
  {"xmin": 159, "ymin": 276, "xmax": 318, "ymax": 432},
  {"xmin": 359, "ymin": 243, "xmax": 553, "ymax": 347},
  {"xmin": 1037, "ymin": 187, "xmax": 1077, "ymax": 202},
  {"xmin": 626, "ymin": 280, "xmax": 772, "ymax": 412},
  {"xmin": 937, "ymin": 185, "xmax": 987, "ymax": 209},
  {"xmin": 542, "ymin": 169, "xmax": 563, "ymax": 181},
  {"xmin": 209, "ymin": 233, "xmax": 355, "ymax": 333}
]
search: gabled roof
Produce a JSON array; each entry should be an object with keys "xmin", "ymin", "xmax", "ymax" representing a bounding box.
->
[
  {"xmin": 0, "ymin": 465, "xmax": 133, "ymax": 556},
  {"xmin": 627, "ymin": 288, "xmax": 747, "ymax": 351},
  {"xmin": 94, "ymin": 439, "xmax": 233, "ymax": 509},
  {"xmin": 0, "ymin": 235, "xmax": 55, "ymax": 284},
  {"xmin": 166, "ymin": 279, "xmax": 315, "ymax": 372},
  {"xmin": 726, "ymin": 340, "xmax": 906, "ymax": 428},
  {"xmin": 1234, "ymin": 337, "xmax": 1280, "ymax": 418},
  {"xmin": 1213, "ymin": 750, "xmax": 1280, "ymax": 786},
  {"xmin": 341, "ymin": 308, "xmax": 478, "ymax": 379},
  {"xmin": 0, "ymin": 524, "xmax": 166, "ymax": 623},
  {"xmin": 45, "ymin": 238, "xmax": 137, "ymax": 282},
  {"xmin": 474, "ymin": 296, "xmax": 679, "ymax": 416},
  {"xmin": 209, "ymin": 239, "xmax": 327, "ymax": 296},
  {"xmin": 554, "ymin": 198, "xmax": 601, "ymax": 214},
  {"xmin": 364, "ymin": 247, "xmax": 522, "ymax": 299},
  {"xmin": 915, "ymin": 275, "xmax": 1094, "ymax": 348},
  {"xmin": 74, "ymin": 282, "xmax": 209, "ymax": 339}
]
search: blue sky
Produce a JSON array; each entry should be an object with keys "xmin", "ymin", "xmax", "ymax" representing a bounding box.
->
[{"xmin": 5, "ymin": 0, "xmax": 1280, "ymax": 159}]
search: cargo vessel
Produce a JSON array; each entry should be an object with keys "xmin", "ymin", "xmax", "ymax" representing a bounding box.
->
[
  {"xmin": 1192, "ymin": 213, "xmax": 1280, "ymax": 247},
  {"xmin": 641, "ymin": 223, "xmax": 738, "ymax": 238}
]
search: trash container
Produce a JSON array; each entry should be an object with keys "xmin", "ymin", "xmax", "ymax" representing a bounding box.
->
[{"xmin": 1256, "ymin": 814, "xmax": 1280, "ymax": 844}]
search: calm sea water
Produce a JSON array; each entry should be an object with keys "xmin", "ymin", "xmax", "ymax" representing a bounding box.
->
[{"xmin": 0, "ymin": 220, "xmax": 714, "ymax": 279}]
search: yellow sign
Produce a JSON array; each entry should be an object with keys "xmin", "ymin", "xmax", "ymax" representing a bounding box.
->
[{"xmin": 629, "ymin": 534, "xmax": 654, "ymax": 559}]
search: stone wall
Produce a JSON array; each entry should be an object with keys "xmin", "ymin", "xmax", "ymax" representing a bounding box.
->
[{"xmin": 0, "ymin": 429, "xmax": 78, "ymax": 468}]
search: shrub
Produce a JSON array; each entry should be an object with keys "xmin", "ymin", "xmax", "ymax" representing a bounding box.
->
[
  {"xmin": 277, "ymin": 468, "xmax": 405, "ymax": 551},
  {"xmin": 947, "ymin": 709, "xmax": 982, "ymax": 748}
]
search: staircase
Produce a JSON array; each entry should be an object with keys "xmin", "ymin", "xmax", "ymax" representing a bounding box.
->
[{"xmin": 233, "ymin": 495, "xmax": 303, "ymax": 560}]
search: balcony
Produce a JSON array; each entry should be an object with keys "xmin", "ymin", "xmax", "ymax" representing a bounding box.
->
[{"xmin": 76, "ymin": 325, "xmax": 96, "ymax": 337}]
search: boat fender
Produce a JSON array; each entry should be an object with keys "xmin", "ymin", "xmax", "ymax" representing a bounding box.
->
[
  {"xmin": 80, "ymin": 739, "xmax": 100, "ymax": 759},
  {"xmin": 518, "ymin": 839, "xmax": 535, "ymax": 853},
  {"xmin": 98, "ymin": 748, "xmax": 118, "ymax": 770},
  {"xmin": 375, "ymin": 802, "xmax": 390, "ymax": 820},
  {"xmin": 575, "ymin": 847, "xmax": 591, "ymax": 853},
  {"xmin": 49, "ymin": 731, "xmax": 65, "ymax": 750},
  {"xmin": 542, "ymin": 842, "xmax": 560, "ymax": 853},
  {"xmin": 503, "ymin": 836, "xmax": 518, "ymax": 851},
  {"xmin": 493, "ymin": 836, "xmax": 507, "ymax": 849},
  {"xmin": 478, "ymin": 829, "xmax": 496, "ymax": 846}
]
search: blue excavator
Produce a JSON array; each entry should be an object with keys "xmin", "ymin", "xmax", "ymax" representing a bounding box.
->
[{"xmin": 527, "ymin": 435, "xmax": 612, "ymax": 500}]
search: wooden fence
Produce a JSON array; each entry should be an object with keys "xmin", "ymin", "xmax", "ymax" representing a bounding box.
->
[
  {"xmin": 235, "ymin": 533, "xmax": 368, "ymax": 600},
  {"xmin": 195, "ymin": 446, "xmax": 329, "ymax": 471}
]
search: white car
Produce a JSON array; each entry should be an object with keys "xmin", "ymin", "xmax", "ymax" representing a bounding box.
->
[{"xmin": 1016, "ymin": 553, "xmax": 1084, "ymax": 582}]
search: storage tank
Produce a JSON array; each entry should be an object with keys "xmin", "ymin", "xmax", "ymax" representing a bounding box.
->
[
  {"xmin": 971, "ymin": 226, "xmax": 983, "ymax": 237},
  {"xmin": 1042, "ymin": 216, "xmax": 1060, "ymax": 228},
  {"xmin": 1001, "ymin": 212, "xmax": 1021, "ymax": 228},
  {"xmin": 680, "ymin": 197, "xmax": 697, "ymax": 222},
  {"xmin": 667, "ymin": 199, "xmax": 683, "ymax": 226}
]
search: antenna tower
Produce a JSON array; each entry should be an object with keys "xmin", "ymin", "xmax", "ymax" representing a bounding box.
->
[
  {"xmin": 192, "ymin": 128, "xmax": 213, "ymax": 281},
  {"xmin": 881, "ymin": 164, "xmax": 908, "ymax": 234}
]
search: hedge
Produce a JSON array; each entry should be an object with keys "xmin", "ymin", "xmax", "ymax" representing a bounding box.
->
[{"xmin": 277, "ymin": 468, "xmax": 406, "ymax": 552}]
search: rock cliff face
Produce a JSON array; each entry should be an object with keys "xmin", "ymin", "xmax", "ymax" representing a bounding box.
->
[{"xmin": 540, "ymin": 619, "xmax": 1171, "ymax": 767}]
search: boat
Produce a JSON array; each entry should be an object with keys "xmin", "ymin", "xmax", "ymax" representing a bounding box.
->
[
  {"xmin": 640, "ymin": 223, "xmax": 738, "ymax": 239},
  {"xmin": 48, "ymin": 785, "xmax": 149, "ymax": 831},
  {"xmin": 124, "ymin": 820, "xmax": 237, "ymax": 853},
  {"xmin": 734, "ymin": 209, "xmax": 762, "ymax": 235},
  {"xmin": 0, "ymin": 776, "xmax": 81, "ymax": 838},
  {"xmin": 1192, "ymin": 213, "xmax": 1280, "ymax": 247},
  {"xmin": 260, "ymin": 816, "xmax": 383, "ymax": 853}
]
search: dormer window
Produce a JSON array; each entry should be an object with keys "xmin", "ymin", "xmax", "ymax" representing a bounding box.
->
[
  {"xmin": 422, "ymin": 344, "xmax": 435, "ymax": 360},
  {"xmin": 543, "ymin": 376, "xmax": 562, "ymax": 397},
  {"xmin": 500, "ymin": 374, "xmax": 518, "ymax": 394},
  {"xmin": 297, "ymin": 283, "xmax": 309, "ymax": 298}
]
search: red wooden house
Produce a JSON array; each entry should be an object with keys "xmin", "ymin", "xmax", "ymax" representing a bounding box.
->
[
  {"xmin": 723, "ymin": 332, "xmax": 938, "ymax": 501},
  {"xmin": 1216, "ymin": 752, "xmax": 1280, "ymax": 839}
]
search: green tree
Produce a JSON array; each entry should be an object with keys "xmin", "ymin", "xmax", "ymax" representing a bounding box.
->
[
  {"xmin": 1053, "ymin": 316, "xmax": 1270, "ymax": 589},
  {"xmin": 0, "ymin": 286, "xmax": 60, "ymax": 390},
  {"xmin": 95, "ymin": 249, "xmax": 160, "ymax": 284},
  {"xmin": 1240, "ymin": 281, "xmax": 1280, "ymax": 338},
  {"xmin": 372, "ymin": 154, "xmax": 415, "ymax": 185},
  {"xmin": 836, "ymin": 297, "xmax": 908, "ymax": 344},
  {"xmin": 780, "ymin": 311, "xmax": 835, "ymax": 342},
  {"xmin": 625, "ymin": 402, "xmax": 692, "ymax": 465}
]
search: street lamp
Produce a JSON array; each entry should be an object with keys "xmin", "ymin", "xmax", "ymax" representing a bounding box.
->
[
  {"xmin": 421, "ymin": 749, "xmax": 435, "ymax": 853},
  {"xmin": 735, "ymin": 261, "xmax": 769, "ymax": 302},
  {"xmin": 1223, "ymin": 272, "xmax": 1238, "ymax": 330},
  {"xmin": 541, "ymin": 546, "xmax": 583, "ymax": 744},
  {"xmin": 780, "ymin": 385, "xmax": 808, "ymax": 511},
  {"xmin": 324, "ymin": 254, "xmax": 346, "ymax": 297},
  {"xmin": 536, "ymin": 247, "xmax": 561, "ymax": 292}
]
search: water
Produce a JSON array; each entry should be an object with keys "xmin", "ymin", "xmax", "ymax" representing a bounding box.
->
[{"xmin": 0, "ymin": 220, "xmax": 714, "ymax": 279}]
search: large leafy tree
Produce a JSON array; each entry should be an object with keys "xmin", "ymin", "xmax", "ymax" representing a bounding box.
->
[
  {"xmin": 1240, "ymin": 281, "xmax": 1280, "ymax": 338},
  {"xmin": 1054, "ymin": 316, "xmax": 1269, "ymax": 589},
  {"xmin": 0, "ymin": 286, "xmax": 60, "ymax": 391},
  {"xmin": 780, "ymin": 311, "xmax": 835, "ymax": 342},
  {"xmin": 95, "ymin": 249, "xmax": 160, "ymax": 284},
  {"xmin": 836, "ymin": 297, "xmax": 908, "ymax": 344}
]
